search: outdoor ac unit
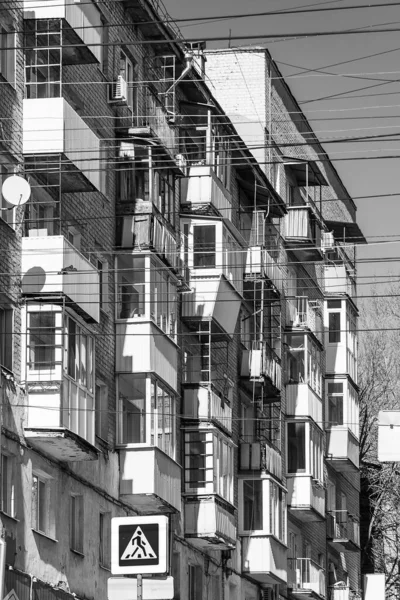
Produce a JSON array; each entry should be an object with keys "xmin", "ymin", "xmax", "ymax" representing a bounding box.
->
[
  {"xmin": 109, "ymin": 75, "xmax": 128, "ymax": 104},
  {"xmin": 322, "ymin": 231, "xmax": 335, "ymax": 251}
]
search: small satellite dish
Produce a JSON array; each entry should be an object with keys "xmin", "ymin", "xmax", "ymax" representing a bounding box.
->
[{"xmin": 2, "ymin": 175, "xmax": 31, "ymax": 206}]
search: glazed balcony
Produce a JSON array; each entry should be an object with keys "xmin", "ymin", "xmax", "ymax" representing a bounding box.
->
[
  {"xmin": 119, "ymin": 446, "xmax": 181, "ymax": 513},
  {"xmin": 326, "ymin": 344, "xmax": 357, "ymax": 383},
  {"xmin": 288, "ymin": 558, "xmax": 326, "ymax": 599},
  {"xmin": 324, "ymin": 264, "xmax": 356, "ymax": 298},
  {"xmin": 286, "ymin": 296, "xmax": 323, "ymax": 342},
  {"xmin": 327, "ymin": 511, "xmax": 360, "ymax": 551},
  {"xmin": 286, "ymin": 384, "xmax": 322, "ymax": 425},
  {"xmin": 24, "ymin": 0, "xmax": 102, "ymax": 64},
  {"xmin": 241, "ymin": 535, "xmax": 287, "ymax": 584},
  {"xmin": 23, "ymin": 97, "xmax": 101, "ymax": 192},
  {"xmin": 116, "ymin": 321, "xmax": 177, "ymax": 392},
  {"xmin": 283, "ymin": 206, "xmax": 323, "ymax": 261},
  {"xmin": 326, "ymin": 428, "xmax": 359, "ymax": 472},
  {"xmin": 287, "ymin": 476, "xmax": 325, "ymax": 522},
  {"xmin": 239, "ymin": 440, "xmax": 282, "ymax": 481},
  {"xmin": 241, "ymin": 342, "xmax": 282, "ymax": 393},
  {"xmin": 118, "ymin": 210, "xmax": 178, "ymax": 270},
  {"xmin": 21, "ymin": 236, "xmax": 100, "ymax": 322},
  {"xmin": 182, "ymin": 384, "xmax": 232, "ymax": 434},
  {"xmin": 182, "ymin": 166, "xmax": 232, "ymax": 219},
  {"xmin": 184, "ymin": 496, "xmax": 236, "ymax": 550}
]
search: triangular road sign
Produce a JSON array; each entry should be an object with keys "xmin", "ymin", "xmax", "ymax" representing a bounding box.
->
[{"xmin": 120, "ymin": 526, "xmax": 157, "ymax": 561}]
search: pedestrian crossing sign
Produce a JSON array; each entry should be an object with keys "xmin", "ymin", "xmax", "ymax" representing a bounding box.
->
[{"xmin": 111, "ymin": 516, "xmax": 169, "ymax": 575}]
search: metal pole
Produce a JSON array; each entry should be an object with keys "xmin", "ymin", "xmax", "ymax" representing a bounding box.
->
[{"xmin": 137, "ymin": 574, "xmax": 143, "ymax": 600}]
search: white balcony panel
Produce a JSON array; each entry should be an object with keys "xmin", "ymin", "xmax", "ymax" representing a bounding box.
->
[
  {"xmin": 119, "ymin": 447, "xmax": 181, "ymax": 512},
  {"xmin": 116, "ymin": 321, "xmax": 177, "ymax": 391},
  {"xmin": 242, "ymin": 535, "xmax": 287, "ymax": 584},
  {"xmin": 183, "ymin": 386, "xmax": 232, "ymax": 433},
  {"xmin": 182, "ymin": 276, "xmax": 241, "ymax": 337},
  {"xmin": 185, "ymin": 497, "xmax": 236, "ymax": 548},
  {"xmin": 286, "ymin": 383, "xmax": 323, "ymax": 425},
  {"xmin": 23, "ymin": 98, "xmax": 101, "ymax": 190},
  {"xmin": 183, "ymin": 166, "xmax": 232, "ymax": 219},
  {"xmin": 288, "ymin": 558, "xmax": 326, "ymax": 599},
  {"xmin": 287, "ymin": 476, "xmax": 325, "ymax": 521},
  {"xmin": 326, "ymin": 428, "xmax": 359, "ymax": 471},
  {"xmin": 21, "ymin": 236, "xmax": 99, "ymax": 322},
  {"xmin": 326, "ymin": 345, "xmax": 357, "ymax": 381},
  {"xmin": 23, "ymin": 0, "xmax": 102, "ymax": 63},
  {"xmin": 328, "ymin": 588, "xmax": 350, "ymax": 600},
  {"xmin": 325, "ymin": 265, "xmax": 355, "ymax": 297}
]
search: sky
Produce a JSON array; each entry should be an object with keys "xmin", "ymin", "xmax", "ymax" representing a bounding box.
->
[{"xmin": 162, "ymin": 0, "xmax": 400, "ymax": 298}]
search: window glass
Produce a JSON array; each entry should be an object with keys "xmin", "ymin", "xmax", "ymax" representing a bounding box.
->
[
  {"xmin": 1, "ymin": 455, "xmax": 15, "ymax": 517},
  {"xmin": 328, "ymin": 382, "xmax": 344, "ymax": 426},
  {"xmin": 243, "ymin": 480, "xmax": 263, "ymax": 530},
  {"xmin": 29, "ymin": 312, "xmax": 56, "ymax": 370},
  {"xmin": 117, "ymin": 255, "xmax": 146, "ymax": 318},
  {"xmin": 193, "ymin": 225, "xmax": 216, "ymax": 268},
  {"xmin": 95, "ymin": 382, "xmax": 108, "ymax": 441},
  {"xmin": 287, "ymin": 334, "xmax": 305, "ymax": 383},
  {"xmin": 32, "ymin": 475, "xmax": 47, "ymax": 533},
  {"xmin": 70, "ymin": 495, "xmax": 84, "ymax": 553},
  {"xmin": 329, "ymin": 311, "xmax": 341, "ymax": 343},
  {"xmin": 0, "ymin": 307, "xmax": 12, "ymax": 370},
  {"xmin": 185, "ymin": 432, "xmax": 209, "ymax": 489},
  {"xmin": 287, "ymin": 422, "xmax": 306, "ymax": 473},
  {"xmin": 119, "ymin": 374, "xmax": 146, "ymax": 444}
]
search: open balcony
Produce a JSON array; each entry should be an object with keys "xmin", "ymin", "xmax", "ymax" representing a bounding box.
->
[
  {"xmin": 326, "ymin": 428, "xmax": 359, "ymax": 472},
  {"xmin": 184, "ymin": 496, "xmax": 236, "ymax": 549},
  {"xmin": 182, "ymin": 166, "xmax": 232, "ymax": 219},
  {"xmin": 182, "ymin": 384, "xmax": 232, "ymax": 434},
  {"xmin": 241, "ymin": 535, "xmax": 287, "ymax": 584},
  {"xmin": 286, "ymin": 296, "xmax": 323, "ymax": 343},
  {"xmin": 288, "ymin": 558, "xmax": 326, "ymax": 600},
  {"xmin": 118, "ymin": 211, "xmax": 178, "ymax": 270},
  {"xmin": 239, "ymin": 441, "xmax": 282, "ymax": 481},
  {"xmin": 119, "ymin": 446, "xmax": 181, "ymax": 513},
  {"xmin": 328, "ymin": 587, "xmax": 350, "ymax": 600},
  {"xmin": 286, "ymin": 384, "xmax": 322, "ymax": 425},
  {"xmin": 283, "ymin": 206, "xmax": 323, "ymax": 261},
  {"xmin": 287, "ymin": 476, "xmax": 325, "ymax": 522},
  {"xmin": 24, "ymin": 0, "xmax": 103, "ymax": 64},
  {"xmin": 241, "ymin": 342, "xmax": 282, "ymax": 393},
  {"xmin": 21, "ymin": 236, "xmax": 99, "ymax": 322},
  {"xmin": 23, "ymin": 97, "xmax": 101, "ymax": 193},
  {"xmin": 116, "ymin": 321, "xmax": 177, "ymax": 392},
  {"xmin": 327, "ymin": 511, "xmax": 360, "ymax": 552},
  {"xmin": 245, "ymin": 248, "xmax": 284, "ymax": 294},
  {"xmin": 182, "ymin": 275, "xmax": 242, "ymax": 339}
]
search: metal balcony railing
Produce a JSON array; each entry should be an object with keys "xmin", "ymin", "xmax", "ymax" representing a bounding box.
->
[
  {"xmin": 288, "ymin": 558, "xmax": 326, "ymax": 598},
  {"xmin": 327, "ymin": 511, "xmax": 360, "ymax": 546}
]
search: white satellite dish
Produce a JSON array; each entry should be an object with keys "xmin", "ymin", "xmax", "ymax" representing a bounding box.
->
[{"xmin": 1, "ymin": 175, "xmax": 31, "ymax": 207}]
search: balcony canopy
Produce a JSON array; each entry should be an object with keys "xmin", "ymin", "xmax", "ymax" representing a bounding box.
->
[
  {"xmin": 325, "ymin": 220, "xmax": 367, "ymax": 244},
  {"xmin": 282, "ymin": 157, "xmax": 328, "ymax": 187}
]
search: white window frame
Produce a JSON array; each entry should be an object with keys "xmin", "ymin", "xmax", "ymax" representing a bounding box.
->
[
  {"xmin": 120, "ymin": 50, "xmax": 136, "ymax": 112},
  {"xmin": 32, "ymin": 470, "xmax": 55, "ymax": 538},
  {"xmin": 239, "ymin": 478, "xmax": 286, "ymax": 542},
  {"xmin": 287, "ymin": 420, "xmax": 324, "ymax": 482}
]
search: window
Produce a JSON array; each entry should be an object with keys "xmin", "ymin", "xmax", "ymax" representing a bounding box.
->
[
  {"xmin": 184, "ymin": 431, "xmax": 233, "ymax": 503},
  {"xmin": 67, "ymin": 226, "xmax": 82, "ymax": 251},
  {"xmin": 0, "ymin": 307, "xmax": 12, "ymax": 371},
  {"xmin": 1, "ymin": 455, "xmax": 15, "ymax": 517},
  {"xmin": 154, "ymin": 170, "xmax": 176, "ymax": 225},
  {"xmin": 213, "ymin": 135, "xmax": 231, "ymax": 189},
  {"xmin": 99, "ymin": 512, "xmax": 111, "ymax": 569},
  {"xmin": 95, "ymin": 381, "xmax": 108, "ymax": 441},
  {"xmin": 97, "ymin": 259, "xmax": 109, "ymax": 311},
  {"xmin": 286, "ymin": 333, "xmax": 322, "ymax": 396},
  {"xmin": 0, "ymin": 26, "xmax": 15, "ymax": 86},
  {"xmin": 117, "ymin": 159, "xmax": 147, "ymax": 203},
  {"xmin": 118, "ymin": 374, "xmax": 176, "ymax": 458},
  {"xmin": 29, "ymin": 311, "xmax": 56, "ymax": 370},
  {"xmin": 328, "ymin": 382, "xmax": 344, "ymax": 426},
  {"xmin": 327, "ymin": 299, "xmax": 342, "ymax": 343},
  {"xmin": 70, "ymin": 495, "xmax": 84, "ymax": 553},
  {"xmin": 288, "ymin": 422, "xmax": 306, "ymax": 473},
  {"xmin": 270, "ymin": 481, "xmax": 286, "ymax": 541},
  {"xmin": 32, "ymin": 474, "xmax": 48, "ymax": 534},
  {"xmin": 120, "ymin": 50, "xmax": 137, "ymax": 112},
  {"xmin": 243, "ymin": 479, "xmax": 263, "ymax": 530},
  {"xmin": 25, "ymin": 21, "xmax": 61, "ymax": 98},
  {"xmin": 193, "ymin": 225, "xmax": 216, "ymax": 268},
  {"xmin": 188, "ymin": 564, "xmax": 202, "ymax": 600}
]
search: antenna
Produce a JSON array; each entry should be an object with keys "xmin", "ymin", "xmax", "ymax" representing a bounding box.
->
[{"xmin": 1, "ymin": 175, "xmax": 31, "ymax": 209}]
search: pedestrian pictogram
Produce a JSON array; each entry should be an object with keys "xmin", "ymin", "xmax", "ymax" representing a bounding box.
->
[
  {"xmin": 121, "ymin": 526, "xmax": 157, "ymax": 560},
  {"xmin": 111, "ymin": 516, "xmax": 169, "ymax": 575}
]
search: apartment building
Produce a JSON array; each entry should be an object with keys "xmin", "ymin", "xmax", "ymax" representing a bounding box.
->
[{"xmin": 0, "ymin": 3, "xmax": 364, "ymax": 600}]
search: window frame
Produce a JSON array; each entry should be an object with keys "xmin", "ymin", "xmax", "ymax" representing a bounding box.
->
[
  {"xmin": 99, "ymin": 511, "xmax": 111, "ymax": 569},
  {"xmin": 286, "ymin": 332, "xmax": 322, "ymax": 396},
  {"xmin": 119, "ymin": 49, "xmax": 137, "ymax": 113},
  {"xmin": 31, "ymin": 471, "xmax": 54, "ymax": 538},
  {"xmin": 239, "ymin": 478, "xmax": 286, "ymax": 542},
  {"xmin": 287, "ymin": 420, "xmax": 324, "ymax": 482},
  {"xmin": 0, "ymin": 307, "xmax": 13, "ymax": 371},
  {"xmin": 70, "ymin": 494, "xmax": 84, "ymax": 554},
  {"xmin": 95, "ymin": 380, "xmax": 108, "ymax": 442},
  {"xmin": 0, "ymin": 25, "xmax": 16, "ymax": 87},
  {"xmin": 1, "ymin": 454, "xmax": 15, "ymax": 518}
]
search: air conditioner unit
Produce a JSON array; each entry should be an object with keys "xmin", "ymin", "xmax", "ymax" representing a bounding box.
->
[
  {"xmin": 322, "ymin": 231, "xmax": 335, "ymax": 251},
  {"xmin": 109, "ymin": 75, "xmax": 128, "ymax": 104}
]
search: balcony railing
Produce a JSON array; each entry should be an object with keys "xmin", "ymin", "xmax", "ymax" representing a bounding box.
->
[
  {"xmin": 184, "ymin": 496, "xmax": 236, "ymax": 549},
  {"xmin": 119, "ymin": 446, "xmax": 181, "ymax": 512},
  {"xmin": 182, "ymin": 384, "xmax": 232, "ymax": 434},
  {"xmin": 326, "ymin": 428, "xmax": 359, "ymax": 472},
  {"xmin": 241, "ymin": 342, "xmax": 282, "ymax": 391},
  {"xmin": 182, "ymin": 166, "xmax": 232, "ymax": 219},
  {"xmin": 118, "ymin": 210, "xmax": 177, "ymax": 269},
  {"xmin": 283, "ymin": 206, "xmax": 322, "ymax": 257},
  {"xmin": 328, "ymin": 588, "xmax": 350, "ymax": 600},
  {"xmin": 324, "ymin": 264, "xmax": 356, "ymax": 298},
  {"xmin": 239, "ymin": 441, "xmax": 282, "ymax": 480},
  {"xmin": 286, "ymin": 296, "xmax": 323, "ymax": 342},
  {"xmin": 288, "ymin": 558, "xmax": 326, "ymax": 598},
  {"xmin": 21, "ymin": 236, "xmax": 100, "ymax": 323},
  {"xmin": 241, "ymin": 535, "xmax": 287, "ymax": 584},
  {"xmin": 287, "ymin": 476, "xmax": 325, "ymax": 521},
  {"xmin": 286, "ymin": 383, "xmax": 323, "ymax": 425},
  {"xmin": 245, "ymin": 248, "xmax": 284, "ymax": 294},
  {"xmin": 327, "ymin": 511, "xmax": 360, "ymax": 549}
]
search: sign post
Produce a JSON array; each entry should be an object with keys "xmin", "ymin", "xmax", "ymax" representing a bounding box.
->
[{"xmin": 137, "ymin": 574, "xmax": 142, "ymax": 600}]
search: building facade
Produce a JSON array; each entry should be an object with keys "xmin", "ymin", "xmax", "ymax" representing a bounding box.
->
[{"xmin": 0, "ymin": 4, "xmax": 364, "ymax": 600}]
